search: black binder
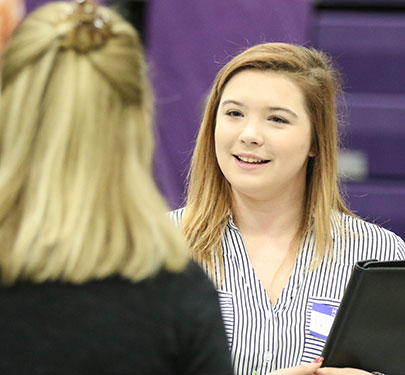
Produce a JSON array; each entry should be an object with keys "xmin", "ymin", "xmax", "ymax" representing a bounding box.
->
[{"xmin": 322, "ymin": 259, "xmax": 405, "ymax": 375}]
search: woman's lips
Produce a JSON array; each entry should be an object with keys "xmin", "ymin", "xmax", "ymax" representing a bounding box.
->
[{"xmin": 233, "ymin": 154, "xmax": 270, "ymax": 170}]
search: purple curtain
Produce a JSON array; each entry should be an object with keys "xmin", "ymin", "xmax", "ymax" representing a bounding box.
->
[{"xmin": 148, "ymin": 0, "xmax": 313, "ymax": 208}]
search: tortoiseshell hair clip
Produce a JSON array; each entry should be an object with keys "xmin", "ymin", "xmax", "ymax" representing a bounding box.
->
[{"xmin": 62, "ymin": 0, "xmax": 111, "ymax": 53}]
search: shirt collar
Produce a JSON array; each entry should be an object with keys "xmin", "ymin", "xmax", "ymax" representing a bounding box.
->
[{"xmin": 227, "ymin": 212, "xmax": 239, "ymax": 231}]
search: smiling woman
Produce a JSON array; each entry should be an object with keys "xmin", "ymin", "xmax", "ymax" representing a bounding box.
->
[
  {"xmin": 170, "ymin": 42, "xmax": 405, "ymax": 375},
  {"xmin": 215, "ymin": 70, "xmax": 314, "ymax": 202}
]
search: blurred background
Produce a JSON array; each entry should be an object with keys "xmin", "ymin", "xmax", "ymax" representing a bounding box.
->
[{"xmin": 2, "ymin": 0, "xmax": 405, "ymax": 239}]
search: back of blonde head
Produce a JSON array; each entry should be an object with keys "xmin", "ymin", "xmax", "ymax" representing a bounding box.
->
[
  {"xmin": 0, "ymin": 1, "xmax": 188, "ymax": 284},
  {"xmin": 183, "ymin": 43, "xmax": 353, "ymax": 276}
]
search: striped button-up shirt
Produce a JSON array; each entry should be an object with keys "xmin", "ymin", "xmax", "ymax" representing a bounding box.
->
[{"xmin": 171, "ymin": 209, "xmax": 405, "ymax": 375}]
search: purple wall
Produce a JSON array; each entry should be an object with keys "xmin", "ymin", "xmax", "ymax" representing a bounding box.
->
[{"xmin": 313, "ymin": 8, "xmax": 405, "ymax": 239}]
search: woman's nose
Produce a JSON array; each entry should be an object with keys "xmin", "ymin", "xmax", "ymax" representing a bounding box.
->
[{"xmin": 238, "ymin": 120, "xmax": 264, "ymax": 146}]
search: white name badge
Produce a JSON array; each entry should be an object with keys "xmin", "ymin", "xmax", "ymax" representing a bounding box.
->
[{"xmin": 309, "ymin": 302, "xmax": 338, "ymax": 340}]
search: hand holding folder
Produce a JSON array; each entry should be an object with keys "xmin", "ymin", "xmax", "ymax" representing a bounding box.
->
[{"xmin": 321, "ymin": 260, "xmax": 405, "ymax": 375}]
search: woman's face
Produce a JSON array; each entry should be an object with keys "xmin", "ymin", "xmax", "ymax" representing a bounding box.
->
[{"xmin": 214, "ymin": 69, "xmax": 314, "ymax": 202}]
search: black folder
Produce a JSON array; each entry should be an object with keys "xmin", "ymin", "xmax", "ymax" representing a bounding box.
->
[{"xmin": 322, "ymin": 259, "xmax": 405, "ymax": 375}]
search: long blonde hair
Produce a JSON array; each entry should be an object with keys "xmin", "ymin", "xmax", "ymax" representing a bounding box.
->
[
  {"xmin": 0, "ymin": 1, "xmax": 188, "ymax": 284},
  {"xmin": 183, "ymin": 43, "xmax": 354, "ymax": 273}
]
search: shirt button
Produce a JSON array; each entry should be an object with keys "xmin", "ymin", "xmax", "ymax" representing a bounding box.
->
[
  {"xmin": 265, "ymin": 310, "xmax": 272, "ymax": 320},
  {"xmin": 263, "ymin": 352, "xmax": 272, "ymax": 362}
]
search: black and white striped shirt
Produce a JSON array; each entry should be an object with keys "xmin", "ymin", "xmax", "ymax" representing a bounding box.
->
[{"xmin": 171, "ymin": 208, "xmax": 405, "ymax": 375}]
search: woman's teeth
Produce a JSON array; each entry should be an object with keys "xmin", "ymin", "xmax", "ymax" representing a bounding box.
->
[{"xmin": 237, "ymin": 155, "xmax": 269, "ymax": 164}]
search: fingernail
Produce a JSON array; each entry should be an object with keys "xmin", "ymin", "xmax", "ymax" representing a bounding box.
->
[{"xmin": 313, "ymin": 356, "xmax": 324, "ymax": 363}]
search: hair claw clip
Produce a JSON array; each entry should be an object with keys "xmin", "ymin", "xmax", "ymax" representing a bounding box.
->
[{"xmin": 62, "ymin": 0, "xmax": 111, "ymax": 53}]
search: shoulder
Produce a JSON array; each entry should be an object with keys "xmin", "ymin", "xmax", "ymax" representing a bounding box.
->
[
  {"xmin": 336, "ymin": 211, "xmax": 402, "ymax": 241},
  {"xmin": 145, "ymin": 261, "xmax": 218, "ymax": 305},
  {"xmin": 157, "ymin": 260, "xmax": 211, "ymax": 285},
  {"xmin": 144, "ymin": 262, "xmax": 223, "ymax": 337},
  {"xmin": 333, "ymin": 212, "xmax": 405, "ymax": 261},
  {"xmin": 168, "ymin": 207, "xmax": 185, "ymax": 226}
]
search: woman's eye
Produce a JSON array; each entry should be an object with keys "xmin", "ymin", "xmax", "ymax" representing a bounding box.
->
[
  {"xmin": 268, "ymin": 116, "xmax": 288, "ymax": 124},
  {"xmin": 226, "ymin": 110, "xmax": 243, "ymax": 117}
]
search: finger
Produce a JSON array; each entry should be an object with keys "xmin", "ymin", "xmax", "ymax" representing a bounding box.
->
[
  {"xmin": 272, "ymin": 361, "xmax": 323, "ymax": 375},
  {"xmin": 315, "ymin": 367, "xmax": 370, "ymax": 375},
  {"xmin": 316, "ymin": 368, "xmax": 341, "ymax": 375}
]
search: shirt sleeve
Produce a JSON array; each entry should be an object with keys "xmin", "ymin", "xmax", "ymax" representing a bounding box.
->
[{"xmin": 395, "ymin": 234, "xmax": 405, "ymax": 260}]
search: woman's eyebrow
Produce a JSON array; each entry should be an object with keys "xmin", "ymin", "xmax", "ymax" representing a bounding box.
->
[
  {"xmin": 220, "ymin": 101, "xmax": 298, "ymax": 118},
  {"xmin": 267, "ymin": 106, "xmax": 298, "ymax": 118},
  {"xmin": 220, "ymin": 99, "xmax": 245, "ymax": 107}
]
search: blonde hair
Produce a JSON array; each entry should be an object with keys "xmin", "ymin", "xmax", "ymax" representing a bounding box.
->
[
  {"xmin": 0, "ymin": 1, "xmax": 188, "ymax": 285},
  {"xmin": 182, "ymin": 43, "xmax": 354, "ymax": 273}
]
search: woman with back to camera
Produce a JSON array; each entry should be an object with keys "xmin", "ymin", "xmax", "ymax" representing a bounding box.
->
[
  {"xmin": 0, "ymin": 1, "xmax": 233, "ymax": 374},
  {"xmin": 172, "ymin": 42, "xmax": 405, "ymax": 375}
]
